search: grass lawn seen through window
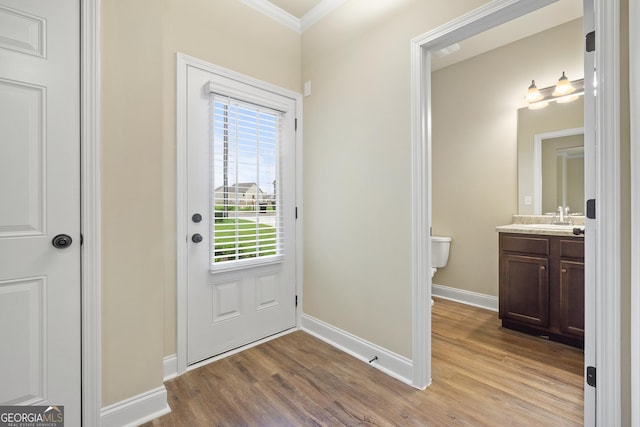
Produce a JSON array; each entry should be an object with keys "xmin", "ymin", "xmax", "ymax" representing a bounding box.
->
[{"xmin": 213, "ymin": 218, "xmax": 277, "ymax": 262}]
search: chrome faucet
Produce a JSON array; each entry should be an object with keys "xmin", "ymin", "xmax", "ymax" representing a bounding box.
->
[
  {"xmin": 558, "ymin": 206, "xmax": 564, "ymax": 223},
  {"xmin": 555, "ymin": 206, "xmax": 572, "ymax": 225}
]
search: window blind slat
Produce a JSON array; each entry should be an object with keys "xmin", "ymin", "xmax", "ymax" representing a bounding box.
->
[{"xmin": 210, "ymin": 95, "xmax": 284, "ymax": 268}]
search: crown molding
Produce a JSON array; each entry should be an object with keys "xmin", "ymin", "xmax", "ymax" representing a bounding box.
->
[
  {"xmin": 301, "ymin": 0, "xmax": 348, "ymax": 32},
  {"xmin": 240, "ymin": 0, "xmax": 301, "ymax": 32},
  {"xmin": 240, "ymin": 0, "xmax": 348, "ymax": 33}
]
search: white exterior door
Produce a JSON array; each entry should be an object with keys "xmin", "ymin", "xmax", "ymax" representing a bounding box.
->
[
  {"xmin": 185, "ymin": 64, "xmax": 297, "ymax": 365},
  {"xmin": 0, "ymin": 0, "xmax": 81, "ymax": 424}
]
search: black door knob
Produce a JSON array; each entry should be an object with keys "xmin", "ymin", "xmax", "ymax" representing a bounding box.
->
[
  {"xmin": 192, "ymin": 213, "xmax": 202, "ymax": 223},
  {"xmin": 192, "ymin": 233, "xmax": 203, "ymax": 243},
  {"xmin": 52, "ymin": 234, "xmax": 73, "ymax": 249}
]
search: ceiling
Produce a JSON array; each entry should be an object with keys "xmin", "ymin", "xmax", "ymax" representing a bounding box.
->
[{"xmin": 255, "ymin": 0, "xmax": 583, "ymax": 70}]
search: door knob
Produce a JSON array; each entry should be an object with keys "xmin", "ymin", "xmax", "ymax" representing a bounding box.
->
[
  {"xmin": 192, "ymin": 213, "xmax": 202, "ymax": 223},
  {"xmin": 52, "ymin": 234, "xmax": 73, "ymax": 249},
  {"xmin": 572, "ymin": 227, "xmax": 585, "ymax": 235},
  {"xmin": 192, "ymin": 233, "xmax": 203, "ymax": 243}
]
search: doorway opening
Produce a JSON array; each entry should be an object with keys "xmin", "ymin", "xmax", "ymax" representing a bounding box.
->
[{"xmin": 410, "ymin": 0, "xmax": 622, "ymax": 424}]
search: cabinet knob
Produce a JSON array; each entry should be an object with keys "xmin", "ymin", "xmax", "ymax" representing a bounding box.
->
[
  {"xmin": 561, "ymin": 268, "xmax": 567, "ymax": 273},
  {"xmin": 540, "ymin": 266, "xmax": 546, "ymax": 271}
]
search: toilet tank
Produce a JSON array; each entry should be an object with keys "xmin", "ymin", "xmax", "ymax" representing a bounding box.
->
[{"xmin": 431, "ymin": 236, "xmax": 451, "ymax": 268}]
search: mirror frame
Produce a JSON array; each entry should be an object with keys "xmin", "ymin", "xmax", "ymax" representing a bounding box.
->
[{"xmin": 533, "ymin": 126, "xmax": 584, "ymax": 214}]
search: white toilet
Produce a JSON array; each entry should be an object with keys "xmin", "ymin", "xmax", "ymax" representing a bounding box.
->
[
  {"xmin": 431, "ymin": 235, "xmax": 451, "ymax": 278},
  {"xmin": 430, "ymin": 236, "xmax": 451, "ymax": 306}
]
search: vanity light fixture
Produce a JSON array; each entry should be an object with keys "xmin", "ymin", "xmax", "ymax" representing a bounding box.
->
[
  {"xmin": 552, "ymin": 71, "xmax": 576, "ymax": 96},
  {"xmin": 524, "ymin": 74, "xmax": 584, "ymax": 110},
  {"xmin": 526, "ymin": 80, "xmax": 543, "ymax": 102}
]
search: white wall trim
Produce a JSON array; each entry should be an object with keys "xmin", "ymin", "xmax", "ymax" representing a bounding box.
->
[
  {"xmin": 81, "ymin": 0, "xmax": 102, "ymax": 425},
  {"xmin": 629, "ymin": 0, "xmax": 639, "ymax": 425},
  {"xmin": 409, "ymin": 0, "xmax": 557, "ymax": 392},
  {"xmin": 163, "ymin": 355, "xmax": 178, "ymax": 382},
  {"xmin": 594, "ymin": 0, "xmax": 622, "ymax": 424},
  {"xmin": 300, "ymin": 315, "xmax": 414, "ymax": 386},
  {"xmin": 432, "ymin": 284, "xmax": 499, "ymax": 312},
  {"xmin": 239, "ymin": 0, "xmax": 300, "ymax": 33},
  {"xmin": 239, "ymin": 0, "xmax": 348, "ymax": 33},
  {"xmin": 100, "ymin": 386, "xmax": 171, "ymax": 427}
]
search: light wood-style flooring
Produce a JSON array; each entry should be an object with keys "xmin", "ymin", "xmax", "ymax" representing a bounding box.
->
[{"xmin": 143, "ymin": 298, "xmax": 583, "ymax": 426}]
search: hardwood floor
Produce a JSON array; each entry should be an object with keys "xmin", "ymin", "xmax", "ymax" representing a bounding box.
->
[{"xmin": 144, "ymin": 298, "xmax": 583, "ymax": 426}]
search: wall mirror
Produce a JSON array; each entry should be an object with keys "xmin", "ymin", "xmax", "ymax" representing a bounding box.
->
[
  {"xmin": 517, "ymin": 98, "xmax": 584, "ymax": 215},
  {"xmin": 534, "ymin": 128, "xmax": 584, "ymax": 214}
]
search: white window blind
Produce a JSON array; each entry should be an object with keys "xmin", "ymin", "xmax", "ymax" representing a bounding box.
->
[{"xmin": 210, "ymin": 94, "xmax": 284, "ymax": 268}]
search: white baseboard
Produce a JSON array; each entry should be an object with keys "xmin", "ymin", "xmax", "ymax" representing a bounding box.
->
[
  {"xmin": 300, "ymin": 314, "xmax": 413, "ymax": 386},
  {"xmin": 163, "ymin": 355, "xmax": 177, "ymax": 382},
  {"xmin": 432, "ymin": 283, "xmax": 498, "ymax": 312},
  {"xmin": 101, "ymin": 386, "xmax": 171, "ymax": 427}
]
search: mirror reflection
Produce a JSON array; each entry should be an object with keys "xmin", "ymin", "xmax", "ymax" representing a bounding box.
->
[
  {"xmin": 540, "ymin": 134, "xmax": 584, "ymax": 214},
  {"xmin": 517, "ymin": 98, "xmax": 584, "ymax": 215}
]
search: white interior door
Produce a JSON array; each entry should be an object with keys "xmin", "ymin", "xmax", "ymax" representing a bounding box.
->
[
  {"xmin": 0, "ymin": 0, "xmax": 81, "ymax": 424},
  {"xmin": 185, "ymin": 64, "xmax": 297, "ymax": 365}
]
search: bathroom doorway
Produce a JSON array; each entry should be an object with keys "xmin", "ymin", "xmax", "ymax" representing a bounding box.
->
[{"xmin": 411, "ymin": 0, "xmax": 623, "ymax": 424}]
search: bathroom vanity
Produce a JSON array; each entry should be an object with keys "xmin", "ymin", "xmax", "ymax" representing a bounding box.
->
[{"xmin": 496, "ymin": 220, "xmax": 584, "ymax": 348}]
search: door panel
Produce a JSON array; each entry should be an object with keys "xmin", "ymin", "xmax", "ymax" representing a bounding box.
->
[
  {"xmin": 185, "ymin": 65, "xmax": 296, "ymax": 365},
  {"xmin": 0, "ymin": 78, "xmax": 44, "ymax": 236},
  {"xmin": 0, "ymin": 0, "xmax": 80, "ymax": 424},
  {"xmin": 560, "ymin": 260, "xmax": 585, "ymax": 337},
  {"xmin": 500, "ymin": 254, "xmax": 550, "ymax": 327}
]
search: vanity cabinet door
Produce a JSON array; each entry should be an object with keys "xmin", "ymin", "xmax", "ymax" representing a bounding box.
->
[
  {"xmin": 559, "ymin": 260, "xmax": 585, "ymax": 337},
  {"xmin": 500, "ymin": 254, "xmax": 549, "ymax": 327}
]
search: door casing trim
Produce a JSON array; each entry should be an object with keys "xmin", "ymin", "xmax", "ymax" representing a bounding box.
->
[{"xmin": 81, "ymin": 0, "xmax": 102, "ymax": 425}]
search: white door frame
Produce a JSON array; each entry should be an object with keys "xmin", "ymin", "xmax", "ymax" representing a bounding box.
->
[
  {"xmin": 410, "ymin": 0, "xmax": 622, "ymax": 424},
  {"xmin": 81, "ymin": 0, "xmax": 102, "ymax": 425},
  {"xmin": 175, "ymin": 53, "xmax": 303, "ymax": 375},
  {"xmin": 630, "ymin": 0, "xmax": 640, "ymax": 425}
]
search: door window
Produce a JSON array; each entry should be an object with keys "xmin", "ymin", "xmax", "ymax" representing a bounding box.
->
[{"xmin": 210, "ymin": 96, "xmax": 283, "ymax": 269}]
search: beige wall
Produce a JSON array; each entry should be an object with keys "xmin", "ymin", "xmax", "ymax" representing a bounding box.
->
[
  {"xmin": 101, "ymin": 0, "xmax": 300, "ymax": 406},
  {"xmin": 301, "ymin": 0, "xmax": 489, "ymax": 359},
  {"xmin": 101, "ymin": 0, "xmax": 165, "ymax": 405},
  {"xmin": 431, "ymin": 19, "xmax": 583, "ymax": 297}
]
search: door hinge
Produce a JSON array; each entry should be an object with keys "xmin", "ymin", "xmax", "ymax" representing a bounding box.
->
[
  {"xmin": 80, "ymin": 233, "xmax": 84, "ymax": 246},
  {"xmin": 295, "ymin": 118, "xmax": 298, "ymax": 131},
  {"xmin": 586, "ymin": 31, "xmax": 595, "ymax": 52},
  {"xmin": 295, "ymin": 206, "xmax": 298, "ymax": 219},
  {"xmin": 586, "ymin": 366, "xmax": 596, "ymax": 387},
  {"xmin": 586, "ymin": 199, "xmax": 596, "ymax": 219},
  {"xmin": 295, "ymin": 295, "xmax": 298, "ymax": 307}
]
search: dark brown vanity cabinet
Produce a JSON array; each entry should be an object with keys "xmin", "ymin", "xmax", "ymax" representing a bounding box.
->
[{"xmin": 499, "ymin": 233, "xmax": 584, "ymax": 348}]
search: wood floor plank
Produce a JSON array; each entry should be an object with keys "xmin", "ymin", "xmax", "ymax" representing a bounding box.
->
[{"xmin": 143, "ymin": 298, "xmax": 583, "ymax": 426}]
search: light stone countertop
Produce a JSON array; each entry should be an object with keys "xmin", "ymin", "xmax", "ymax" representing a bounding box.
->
[{"xmin": 496, "ymin": 215, "xmax": 585, "ymax": 237}]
